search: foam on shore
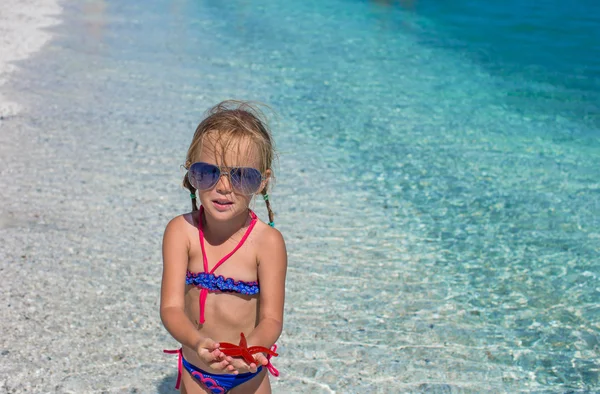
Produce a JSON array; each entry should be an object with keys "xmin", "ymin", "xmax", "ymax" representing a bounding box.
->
[{"xmin": 0, "ymin": 0, "xmax": 62, "ymax": 117}]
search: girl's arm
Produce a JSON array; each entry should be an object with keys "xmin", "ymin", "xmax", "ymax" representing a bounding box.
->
[
  {"xmin": 247, "ymin": 226, "xmax": 288, "ymax": 348},
  {"xmin": 160, "ymin": 216, "xmax": 223, "ymax": 361}
]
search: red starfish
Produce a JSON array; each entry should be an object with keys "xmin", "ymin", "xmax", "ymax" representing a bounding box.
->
[{"xmin": 218, "ymin": 332, "xmax": 278, "ymax": 365}]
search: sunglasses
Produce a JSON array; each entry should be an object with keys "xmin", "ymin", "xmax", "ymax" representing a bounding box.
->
[{"xmin": 187, "ymin": 162, "xmax": 264, "ymax": 195}]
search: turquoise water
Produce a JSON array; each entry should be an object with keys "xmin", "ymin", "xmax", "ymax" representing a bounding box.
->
[
  {"xmin": 19, "ymin": 0, "xmax": 600, "ymax": 391},
  {"xmin": 407, "ymin": 0, "xmax": 600, "ymax": 130}
]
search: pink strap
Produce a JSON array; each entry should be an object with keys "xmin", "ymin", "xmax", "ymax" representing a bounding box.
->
[
  {"xmin": 197, "ymin": 206, "xmax": 257, "ymax": 324},
  {"xmin": 266, "ymin": 344, "xmax": 279, "ymax": 377},
  {"xmin": 163, "ymin": 348, "xmax": 183, "ymax": 389},
  {"xmin": 199, "ymin": 288, "xmax": 208, "ymax": 325}
]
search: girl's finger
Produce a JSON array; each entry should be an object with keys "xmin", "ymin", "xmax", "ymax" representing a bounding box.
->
[
  {"xmin": 199, "ymin": 338, "xmax": 218, "ymax": 351},
  {"xmin": 229, "ymin": 359, "xmax": 249, "ymax": 373},
  {"xmin": 224, "ymin": 361, "xmax": 240, "ymax": 375},
  {"xmin": 254, "ymin": 354, "xmax": 269, "ymax": 366},
  {"xmin": 207, "ymin": 341, "xmax": 220, "ymax": 350},
  {"xmin": 211, "ymin": 358, "xmax": 229, "ymax": 370},
  {"xmin": 228, "ymin": 359, "xmax": 242, "ymax": 369},
  {"xmin": 202, "ymin": 350, "xmax": 221, "ymax": 363}
]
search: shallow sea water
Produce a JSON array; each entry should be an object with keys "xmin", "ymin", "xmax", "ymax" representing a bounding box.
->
[{"xmin": 2, "ymin": 0, "xmax": 599, "ymax": 392}]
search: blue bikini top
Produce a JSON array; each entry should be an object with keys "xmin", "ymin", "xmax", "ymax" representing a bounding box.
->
[{"xmin": 186, "ymin": 271, "xmax": 259, "ymax": 295}]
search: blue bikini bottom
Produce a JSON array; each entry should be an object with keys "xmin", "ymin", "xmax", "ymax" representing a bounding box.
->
[{"xmin": 181, "ymin": 353, "xmax": 263, "ymax": 393}]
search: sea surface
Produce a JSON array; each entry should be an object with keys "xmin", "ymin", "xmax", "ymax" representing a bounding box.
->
[{"xmin": 8, "ymin": 0, "xmax": 600, "ymax": 392}]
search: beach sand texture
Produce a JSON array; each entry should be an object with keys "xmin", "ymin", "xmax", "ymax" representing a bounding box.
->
[{"xmin": 0, "ymin": 0, "xmax": 62, "ymax": 118}]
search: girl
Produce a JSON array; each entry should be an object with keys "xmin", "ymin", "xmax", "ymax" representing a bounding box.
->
[{"xmin": 161, "ymin": 101, "xmax": 287, "ymax": 394}]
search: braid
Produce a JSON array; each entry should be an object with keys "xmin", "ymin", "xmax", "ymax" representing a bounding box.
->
[
  {"xmin": 261, "ymin": 189, "xmax": 275, "ymax": 227},
  {"xmin": 190, "ymin": 190, "xmax": 198, "ymax": 211},
  {"xmin": 183, "ymin": 170, "xmax": 198, "ymax": 212}
]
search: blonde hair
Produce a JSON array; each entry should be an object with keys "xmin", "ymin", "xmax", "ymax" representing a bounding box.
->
[{"xmin": 183, "ymin": 100, "xmax": 276, "ymax": 224}]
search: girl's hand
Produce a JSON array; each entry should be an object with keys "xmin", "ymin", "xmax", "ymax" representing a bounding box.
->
[
  {"xmin": 224, "ymin": 353, "xmax": 269, "ymax": 374},
  {"xmin": 225, "ymin": 357, "xmax": 257, "ymax": 374},
  {"xmin": 251, "ymin": 352, "xmax": 270, "ymax": 369},
  {"xmin": 195, "ymin": 338, "xmax": 234, "ymax": 372}
]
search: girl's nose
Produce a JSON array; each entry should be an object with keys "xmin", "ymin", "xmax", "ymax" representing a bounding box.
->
[{"xmin": 215, "ymin": 172, "xmax": 232, "ymax": 193}]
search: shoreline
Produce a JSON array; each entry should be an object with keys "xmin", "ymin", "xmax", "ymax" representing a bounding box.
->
[{"xmin": 0, "ymin": 0, "xmax": 63, "ymax": 118}]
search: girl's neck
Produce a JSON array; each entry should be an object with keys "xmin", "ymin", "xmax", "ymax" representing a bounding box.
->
[{"xmin": 201, "ymin": 208, "xmax": 250, "ymax": 244}]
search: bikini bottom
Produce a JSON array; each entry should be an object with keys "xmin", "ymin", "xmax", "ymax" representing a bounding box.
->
[{"xmin": 164, "ymin": 346, "xmax": 278, "ymax": 393}]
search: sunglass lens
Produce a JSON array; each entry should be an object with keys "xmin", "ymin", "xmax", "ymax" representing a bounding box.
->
[
  {"xmin": 188, "ymin": 162, "xmax": 220, "ymax": 191},
  {"xmin": 231, "ymin": 167, "xmax": 262, "ymax": 194}
]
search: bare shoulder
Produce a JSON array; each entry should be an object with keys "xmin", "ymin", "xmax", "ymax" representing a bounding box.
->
[
  {"xmin": 165, "ymin": 211, "xmax": 197, "ymax": 232},
  {"xmin": 253, "ymin": 220, "xmax": 286, "ymax": 247},
  {"xmin": 253, "ymin": 220, "xmax": 287, "ymax": 267},
  {"xmin": 163, "ymin": 212, "xmax": 198, "ymax": 246}
]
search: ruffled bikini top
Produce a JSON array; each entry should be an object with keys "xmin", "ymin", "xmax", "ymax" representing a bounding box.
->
[{"xmin": 186, "ymin": 206, "xmax": 259, "ymax": 324}]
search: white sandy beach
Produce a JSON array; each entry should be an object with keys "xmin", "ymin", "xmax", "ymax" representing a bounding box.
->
[
  {"xmin": 0, "ymin": 1, "xmax": 64, "ymax": 391},
  {"xmin": 0, "ymin": 0, "xmax": 62, "ymax": 118}
]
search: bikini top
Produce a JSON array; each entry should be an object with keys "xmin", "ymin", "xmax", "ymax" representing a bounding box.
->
[{"xmin": 186, "ymin": 206, "xmax": 260, "ymax": 324}]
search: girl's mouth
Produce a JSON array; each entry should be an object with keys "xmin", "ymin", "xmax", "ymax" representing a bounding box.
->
[{"xmin": 212, "ymin": 200, "xmax": 233, "ymax": 211}]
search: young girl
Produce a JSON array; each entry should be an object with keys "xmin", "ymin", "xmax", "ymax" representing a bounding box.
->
[{"xmin": 161, "ymin": 101, "xmax": 287, "ymax": 394}]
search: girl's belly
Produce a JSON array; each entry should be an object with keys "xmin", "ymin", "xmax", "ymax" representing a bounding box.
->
[{"xmin": 183, "ymin": 286, "xmax": 259, "ymax": 373}]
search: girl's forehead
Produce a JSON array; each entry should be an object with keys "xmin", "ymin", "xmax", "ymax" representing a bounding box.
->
[{"xmin": 198, "ymin": 135, "xmax": 261, "ymax": 167}]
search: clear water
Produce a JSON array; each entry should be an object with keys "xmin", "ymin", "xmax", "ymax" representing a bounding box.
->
[{"xmin": 12, "ymin": 0, "xmax": 600, "ymax": 392}]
